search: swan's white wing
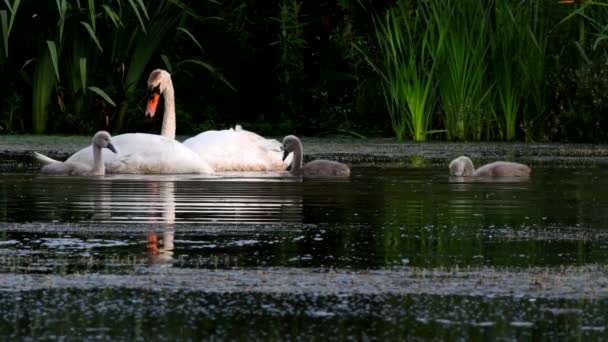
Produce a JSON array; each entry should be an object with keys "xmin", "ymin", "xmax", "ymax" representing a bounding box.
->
[
  {"xmin": 66, "ymin": 133, "xmax": 213, "ymax": 174},
  {"xmin": 183, "ymin": 128, "xmax": 290, "ymax": 171}
]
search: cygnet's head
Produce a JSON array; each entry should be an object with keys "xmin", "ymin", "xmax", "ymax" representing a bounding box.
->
[
  {"xmin": 281, "ymin": 135, "xmax": 301, "ymax": 161},
  {"xmin": 146, "ymin": 69, "xmax": 172, "ymax": 118},
  {"xmin": 93, "ymin": 131, "xmax": 117, "ymax": 153},
  {"xmin": 449, "ymin": 156, "xmax": 474, "ymax": 176}
]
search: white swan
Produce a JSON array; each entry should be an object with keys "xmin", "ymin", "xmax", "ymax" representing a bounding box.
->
[
  {"xmin": 282, "ymin": 135, "xmax": 350, "ymax": 177},
  {"xmin": 33, "ymin": 70, "xmax": 213, "ymax": 174},
  {"xmin": 449, "ymin": 156, "xmax": 531, "ymax": 177},
  {"xmin": 145, "ymin": 69, "xmax": 291, "ymax": 171},
  {"xmin": 37, "ymin": 131, "xmax": 116, "ymax": 176}
]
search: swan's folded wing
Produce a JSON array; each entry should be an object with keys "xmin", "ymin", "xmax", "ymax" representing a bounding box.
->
[{"xmin": 184, "ymin": 129, "xmax": 290, "ymax": 171}]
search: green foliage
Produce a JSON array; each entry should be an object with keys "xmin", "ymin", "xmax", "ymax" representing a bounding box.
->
[
  {"xmin": 434, "ymin": 0, "xmax": 493, "ymax": 141},
  {"xmin": 1, "ymin": 0, "xmax": 608, "ymax": 142},
  {"xmin": 270, "ymin": 0, "xmax": 307, "ymax": 127},
  {"xmin": 469, "ymin": 0, "xmax": 553, "ymax": 142},
  {"xmin": 363, "ymin": 0, "xmax": 446, "ymax": 141},
  {"xmin": 0, "ymin": 0, "xmax": 225, "ymax": 134},
  {"xmin": 542, "ymin": 1, "xmax": 608, "ymax": 142}
]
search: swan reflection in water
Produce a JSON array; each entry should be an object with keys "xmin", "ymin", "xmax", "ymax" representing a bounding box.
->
[
  {"xmin": 142, "ymin": 180, "xmax": 176, "ymax": 266},
  {"xmin": 88, "ymin": 174, "xmax": 304, "ymax": 266}
]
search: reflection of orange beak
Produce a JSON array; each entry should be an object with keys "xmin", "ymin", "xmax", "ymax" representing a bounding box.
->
[
  {"xmin": 146, "ymin": 92, "xmax": 160, "ymax": 118},
  {"xmin": 146, "ymin": 232, "xmax": 159, "ymax": 255}
]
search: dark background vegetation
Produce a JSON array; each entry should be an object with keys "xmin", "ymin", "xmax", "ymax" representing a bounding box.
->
[{"xmin": 0, "ymin": 0, "xmax": 606, "ymax": 142}]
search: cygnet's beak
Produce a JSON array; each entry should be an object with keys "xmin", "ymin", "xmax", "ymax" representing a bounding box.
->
[
  {"xmin": 282, "ymin": 149, "xmax": 290, "ymax": 161},
  {"xmin": 146, "ymin": 86, "xmax": 160, "ymax": 118},
  {"xmin": 107, "ymin": 143, "xmax": 117, "ymax": 154}
]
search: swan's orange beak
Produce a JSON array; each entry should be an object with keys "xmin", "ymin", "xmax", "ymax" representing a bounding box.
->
[{"xmin": 146, "ymin": 92, "xmax": 160, "ymax": 118}]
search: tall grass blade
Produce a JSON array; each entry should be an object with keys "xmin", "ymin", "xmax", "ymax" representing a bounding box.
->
[
  {"xmin": 80, "ymin": 21, "xmax": 103, "ymax": 52},
  {"xmin": 46, "ymin": 40, "xmax": 60, "ymax": 82},
  {"xmin": 0, "ymin": 0, "xmax": 19, "ymax": 58},
  {"xmin": 127, "ymin": 0, "xmax": 147, "ymax": 34},
  {"xmin": 88, "ymin": 86, "xmax": 117, "ymax": 107},
  {"xmin": 79, "ymin": 57, "xmax": 86, "ymax": 92},
  {"xmin": 32, "ymin": 49, "xmax": 55, "ymax": 133},
  {"xmin": 88, "ymin": 0, "xmax": 96, "ymax": 32},
  {"xmin": 177, "ymin": 27, "xmax": 204, "ymax": 52},
  {"xmin": 160, "ymin": 54, "xmax": 172, "ymax": 73},
  {"xmin": 102, "ymin": 4, "xmax": 122, "ymax": 28},
  {"xmin": 7, "ymin": 0, "xmax": 19, "ymax": 34},
  {"xmin": 55, "ymin": 0, "xmax": 67, "ymax": 42},
  {"xmin": 135, "ymin": 0, "xmax": 149, "ymax": 19},
  {"xmin": 1, "ymin": 10, "xmax": 7, "ymax": 58}
]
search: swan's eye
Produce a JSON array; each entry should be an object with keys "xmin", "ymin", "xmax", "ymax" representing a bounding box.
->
[{"xmin": 147, "ymin": 85, "xmax": 161, "ymax": 98}]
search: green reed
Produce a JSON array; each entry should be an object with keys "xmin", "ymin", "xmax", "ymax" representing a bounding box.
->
[
  {"xmin": 364, "ymin": 1, "xmax": 446, "ymax": 141},
  {"xmin": 433, "ymin": 0, "xmax": 492, "ymax": 141},
  {"xmin": 487, "ymin": 0, "xmax": 551, "ymax": 141},
  {"xmin": 270, "ymin": 0, "xmax": 307, "ymax": 125},
  {"xmin": 4, "ymin": 0, "xmax": 221, "ymax": 133}
]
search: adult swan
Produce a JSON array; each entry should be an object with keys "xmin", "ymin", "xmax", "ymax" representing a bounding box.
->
[
  {"xmin": 146, "ymin": 69, "xmax": 290, "ymax": 171},
  {"xmin": 33, "ymin": 71, "xmax": 213, "ymax": 174}
]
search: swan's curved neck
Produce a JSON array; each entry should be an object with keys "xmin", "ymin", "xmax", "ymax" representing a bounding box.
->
[
  {"xmin": 161, "ymin": 78, "xmax": 176, "ymax": 140},
  {"xmin": 463, "ymin": 159, "xmax": 475, "ymax": 176},
  {"xmin": 291, "ymin": 140, "xmax": 304, "ymax": 174},
  {"xmin": 92, "ymin": 144, "xmax": 105, "ymax": 175}
]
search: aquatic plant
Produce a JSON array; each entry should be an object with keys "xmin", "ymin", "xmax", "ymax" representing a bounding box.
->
[
  {"xmin": 433, "ymin": 0, "xmax": 492, "ymax": 141},
  {"xmin": 270, "ymin": 0, "xmax": 307, "ymax": 127},
  {"xmin": 360, "ymin": 0, "xmax": 446, "ymax": 141},
  {"xmin": 1, "ymin": 0, "xmax": 227, "ymax": 133}
]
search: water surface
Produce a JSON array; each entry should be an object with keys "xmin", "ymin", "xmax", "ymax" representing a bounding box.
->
[{"xmin": 1, "ymin": 166, "xmax": 608, "ymax": 339}]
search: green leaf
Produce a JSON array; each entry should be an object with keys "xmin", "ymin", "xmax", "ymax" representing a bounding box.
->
[
  {"xmin": 167, "ymin": 0, "xmax": 212, "ymax": 22},
  {"xmin": 88, "ymin": 0, "xmax": 96, "ymax": 32},
  {"xmin": 32, "ymin": 48, "xmax": 55, "ymax": 133},
  {"xmin": 55, "ymin": 0, "xmax": 66, "ymax": 42},
  {"xmin": 1, "ymin": 10, "xmax": 8, "ymax": 58},
  {"xmin": 79, "ymin": 57, "xmax": 87, "ymax": 92},
  {"xmin": 46, "ymin": 40, "xmax": 60, "ymax": 82},
  {"xmin": 80, "ymin": 21, "xmax": 103, "ymax": 52},
  {"xmin": 88, "ymin": 86, "xmax": 117, "ymax": 107},
  {"xmin": 102, "ymin": 5, "xmax": 122, "ymax": 28},
  {"xmin": 160, "ymin": 54, "xmax": 172, "ymax": 73},
  {"xmin": 135, "ymin": 0, "xmax": 148, "ymax": 20},
  {"xmin": 127, "ymin": 0, "xmax": 147, "ymax": 34},
  {"xmin": 177, "ymin": 27, "xmax": 204, "ymax": 52},
  {"xmin": 8, "ymin": 0, "xmax": 20, "ymax": 34}
]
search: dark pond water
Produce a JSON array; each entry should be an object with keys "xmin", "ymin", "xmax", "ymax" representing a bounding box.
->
[{"xmin": 1, "ymin": 166, "xmax": 608, "ymax": 340}]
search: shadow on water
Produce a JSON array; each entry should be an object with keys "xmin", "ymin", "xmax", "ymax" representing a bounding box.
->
[{"xmin": 1, "ymin": 166, "xmax": 608, "ymax": 339}]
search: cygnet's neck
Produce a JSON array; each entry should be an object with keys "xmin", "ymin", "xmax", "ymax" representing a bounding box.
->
[
  {"xmin": 160, "ymin": 78, "xmax": 176, "ymax": 140},
  {"xmin": 291, "ymin": 140, "xmax": 304, "ymax": 174},
  {"xmin": 92, "ymin": 144, "xmax": 105, "ymax": 175},
  {"xmin": 463, "ymin": 158, "xmax": 476, "ymax": 176}
]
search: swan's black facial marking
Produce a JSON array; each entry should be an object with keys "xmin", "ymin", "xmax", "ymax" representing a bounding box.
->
[{"xmin": 147, "ymin": 85, "xmax": 161, "ymax": 99}]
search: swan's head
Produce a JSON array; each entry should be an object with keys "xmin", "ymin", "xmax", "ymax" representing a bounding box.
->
[
  {"xmin": 281, "ymin": 135, "xmax": 301, "ymax": 161},
  {"xmin": 92, "ymin": 131, "xmax": 117, "ymax": 154},
  {"xmin": 146, "ymin": 69, "xmax": 172, "ymax": 118},
  {"xmin": 449, "ymin": 156, "xmax": 474, "ymax": 176}
]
